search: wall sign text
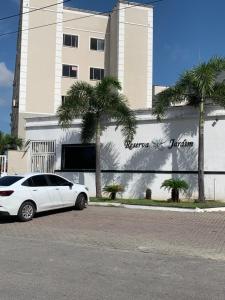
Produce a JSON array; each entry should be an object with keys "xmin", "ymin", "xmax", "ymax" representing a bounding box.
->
[{"xmin": 125, "ymin": 139, "xmax": 194, "ymax": 150}]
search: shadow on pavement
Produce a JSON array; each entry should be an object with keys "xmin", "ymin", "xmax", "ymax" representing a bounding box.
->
[
  {"xmin": 0, "ymin": 207, "xmax": 82, "ymax": 223},
  {"xmin": 35, "ymin": 207, "xmax": 75, "ymax": 219},
  {"xmin": 0, "ymin": 216, "xmax": 17, "ymax": 224}
]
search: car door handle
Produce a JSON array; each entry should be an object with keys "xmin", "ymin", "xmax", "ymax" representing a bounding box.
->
[
  {"xmin": 55, "ymin": 188, "xmax": 59, "ymax": 190},
  {"xmin": 32, "ymin": 190, "xmax": 37, "ymax": 192}
]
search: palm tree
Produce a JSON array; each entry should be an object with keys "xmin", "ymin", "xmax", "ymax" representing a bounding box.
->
[
  {"xmin": 0, "ymin": 131, "xmax": 23, "ymax": 155},
  {"xmin": 57, "ymin": 77, "xmax": 137, "ymax": 198},
  {"xmin": 161, "ymin": 178, "xmax": 189, "ymax": 202},
  {"xmin": 103, "ymin": 184, "xmax": 125, "ymax": 200},
  {"xmin": 153, "ymin": 57, "xmax": 225, "ymax": 202}
]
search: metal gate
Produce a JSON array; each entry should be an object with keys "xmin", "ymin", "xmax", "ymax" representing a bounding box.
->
[
  {"xmin": 0, "ymin": 155, "xmax": 7, "ymax": 175},
  {"xmin": 31, "ymin": 141, "xmax": 56, "ymax": 173}
]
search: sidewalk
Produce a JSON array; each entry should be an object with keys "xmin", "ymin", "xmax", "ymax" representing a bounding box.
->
[{"xmin": 89, "ymin": 201, "xmax": 225, "ymax": 213}]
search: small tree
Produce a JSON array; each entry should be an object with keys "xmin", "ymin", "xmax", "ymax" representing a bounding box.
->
[
  {"xmin": 57, "ymin": 77, "xmax": 136, "ymax": 198},
  {"xmin": 0, "ymin": 131, "xmax": 23, "ymax": 155},
  {"xmin": 103, "ymin": 184, "xmax": 124, "ymax": 200},
  {"xmin": 161, "ymin": 178, "xmax": 189, "ymax": 202}
]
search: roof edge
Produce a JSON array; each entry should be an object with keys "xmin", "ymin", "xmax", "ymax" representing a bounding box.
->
[
  {"xmin": 118, "ymin": 0, "xmax": 153, "ymax": 9},
  {"xmin": 63, "ymin": 6, "xmax": 110, "ymax": 17}
]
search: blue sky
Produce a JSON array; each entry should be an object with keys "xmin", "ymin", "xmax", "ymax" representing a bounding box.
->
[{"xmin": 0, "ymin": 0, "xmax": 225, "ymax": 133}]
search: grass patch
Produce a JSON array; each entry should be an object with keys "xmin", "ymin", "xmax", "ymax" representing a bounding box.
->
[{"xmin": 90, "ymin": 197, "xmax": 225, "ymax": 209}]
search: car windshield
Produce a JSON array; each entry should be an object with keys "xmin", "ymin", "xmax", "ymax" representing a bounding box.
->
[{"xmin": 0, "ymin": 176, "xmax": 24, "ymax": 186}]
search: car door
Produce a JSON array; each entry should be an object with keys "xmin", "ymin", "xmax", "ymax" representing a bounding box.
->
[
  {"xmin": 47, "ymin": 175, "xmax": 77, "ymax": 207},
  {"xmin": 23, "ymin": 175, "xmax": 62, "ymax": 212}
]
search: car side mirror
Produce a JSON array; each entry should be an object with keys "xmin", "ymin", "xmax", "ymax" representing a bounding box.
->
[{"xmin": 68, "ymin": 182, "xmax": 73, "ymax": 189}]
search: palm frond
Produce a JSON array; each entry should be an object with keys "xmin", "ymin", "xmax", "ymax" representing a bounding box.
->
[
  {"xmin": 161, "ymin": 178, "xmax": 189, "ymax": 191},
  {"xmin": 177, "ymin": 70, "xmax": 197, "ymax": 94},
  {"xmin": 153, "ymin": 86, "xmax": 185, "ymax": 118},
  {"xmin": 109, "ymin": 94, "xmax": 137, "ymax": 143},
  {"xmin": 192, "ymin": 63, "xmax": 215, "ymax": 97},
  {"xmin": 57, "ymin": 102, "xmax": 76, "ymax": 128},
  {"xmin": 191, "ymin": 57, "xmax": 225, "ymax": 98},
  {"xmin": 57, "ymin": 81, "xmax": 95, "ymax": 128},
  {"xmin": 67, "ymin": 81, "xmax": 94, "ymax": 105},
  {"xmin": 5, "ymin": 135, "xmax": 23, "ymax": 149},
  {"xmin": 96, "ymin": 76, "xmax": 122, "ymax": 94},
  {"xmin": 81, "ymin": 113, "xmax": 97, "ymax": 143},
  {"xmin": 208, "ymin": 56, "xmax": 225, "ymax": 73},
  {"xmin": 0, "ymin": 131, "xmax": 23, "ymax": 154},
  {"xmin": 211, "ymin": 82, "xmax": 225, "ymax": 107},
  {"xmin": 95, "ymin": 77, "xmax": 122, "ymax": 111}
]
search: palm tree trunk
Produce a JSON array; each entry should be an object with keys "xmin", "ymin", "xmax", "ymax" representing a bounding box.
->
[
  {"xmin": 171, "ymin": 188, "xmax": 179, "ymax": 202},
  {"xmin": 95, "ymin": 119, "xmax": 102, "ymax": 198},
  {"xmin": 198, "ymin": 99, "xmax": 205, "ymax": 202}
]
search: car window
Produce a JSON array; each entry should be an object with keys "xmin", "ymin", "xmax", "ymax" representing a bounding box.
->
[
  {"xmin": 23, "ymin": 175, "xmax": 48, "ymax": 187},
  {"xmin": 22, "ymin": 178, "xmax": 33, "ymax": 187},
  {"xmin": 46, "ymin": 175, "xmax": 71, "ymax": 186},
  {"xmin": 0, "ymin": 176, "xmax": 23, "ymax": 186}
]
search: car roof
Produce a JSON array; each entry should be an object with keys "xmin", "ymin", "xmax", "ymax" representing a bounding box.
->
[{"xmin": 11, "ymin": 173, "xmax": 57, "ymax": 177}]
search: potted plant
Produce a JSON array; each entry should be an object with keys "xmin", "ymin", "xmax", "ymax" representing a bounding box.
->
[
  {"xmin": 161, "ymin": 178, "xmax": 189, "ymax": 202},
  {"xmin": 103, "ymin": 184, "xmax": 125, "ymax": 200}
]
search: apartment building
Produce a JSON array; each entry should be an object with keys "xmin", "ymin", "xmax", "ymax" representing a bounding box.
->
[{"xmin": 11, "ymin": 0, "xmax": 153, "ymax": 138}]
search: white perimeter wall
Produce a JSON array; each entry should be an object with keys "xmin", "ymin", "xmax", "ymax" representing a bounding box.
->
[{"xmin": 25, "ymin": 106, "xmax": 225, "ymax": 200}]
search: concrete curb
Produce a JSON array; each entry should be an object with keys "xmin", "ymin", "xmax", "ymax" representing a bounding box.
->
[{"xmin": 89, "ymin": 202, "xmax": 225, "ymax": 213}]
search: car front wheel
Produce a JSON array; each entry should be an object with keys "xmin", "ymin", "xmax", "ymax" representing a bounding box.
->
[
  {"xmin": 18, "ymin": 201, "xmax": 36, "ymax": 222},
  {"xmin": 75, "ymin": 193, "xmax": 87, "ymax": 210}
]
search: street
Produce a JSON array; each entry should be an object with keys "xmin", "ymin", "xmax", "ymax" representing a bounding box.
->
[{"xmin": 0, "ymin": 206, "xmax": 225, "ymax": 299}]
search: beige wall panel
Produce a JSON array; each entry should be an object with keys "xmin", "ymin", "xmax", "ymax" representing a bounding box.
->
[
  {"xmin": 124, "ymin": 24, "xmax": 148, "ymax": 109},
  {"xmin": 125, "ymin": 7, "xmax": 149, "ymax": 25},
  {"xmin": 63, "ymin": 11, "xmax": 108, "ymax": 33},
  {"xmin": 7, "ymin": 150, "xmax": 28, "ymax": 175},
  {"xmin": 18, "ymin": 113, "xmax": 26, "ymax": 139},
  {"xmin": 26, "ymin": 8, "xmax": 57, "ymax": 113},
  {"xmin": 31, "ymin": 0, "xmax": 57, "ymax": 9}
]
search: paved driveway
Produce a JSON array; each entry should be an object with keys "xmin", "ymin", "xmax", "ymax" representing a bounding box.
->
[{"xmin": 0, "ymin": 207, "xmax": 225, "ymax": 299}]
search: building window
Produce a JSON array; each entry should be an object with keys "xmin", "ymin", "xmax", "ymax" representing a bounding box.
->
[
  {"xmin": 63, "ymin": 34, "xmax": 78, "ymax": 48},
  {"xmin": 62, "ymin": 65, "xmax": 78, "ymax": 78},
  {"xmin": 90, "ymin": 68, "xmax": 104, "ymax": 81},
  {"xmin": 61, "ymin": 144, "xmax": 96, "ymax": 171},
  {"xmin": 90, "ymin": 38, "xmax": 105, "ymax": 51}
]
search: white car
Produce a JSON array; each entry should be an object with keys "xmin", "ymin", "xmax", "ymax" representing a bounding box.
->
[{"xmin": 0, "ymin": 173, "xmax": 89, "ymax": 222}]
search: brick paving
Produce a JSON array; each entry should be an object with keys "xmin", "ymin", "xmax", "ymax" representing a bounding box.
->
[
  {"xmin": 0, "ymin": 206, "xmax": 225, "ymax": 260},
  {"xmin": 1, "ymin": 207, "xmax": 225, "ymax": 300}
]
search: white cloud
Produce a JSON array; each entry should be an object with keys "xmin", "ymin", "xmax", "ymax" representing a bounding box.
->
[{"xmin": 0, "ymin": 62, "xmax": 14, "ymax": 87}]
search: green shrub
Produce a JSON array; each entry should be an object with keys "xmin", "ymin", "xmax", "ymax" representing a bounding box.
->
[
  {"xmin": 103, "ymin": 184, "xmax": 125, "ymax": 200},
  {"xmin": 161, "ymin": 178, "xmax": 189, "ymax": 202}
]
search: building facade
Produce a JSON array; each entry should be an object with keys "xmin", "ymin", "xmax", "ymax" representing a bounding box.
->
[{"xmin": 11, "ymin": 0, "xmax": 153, "ymax": 138}]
